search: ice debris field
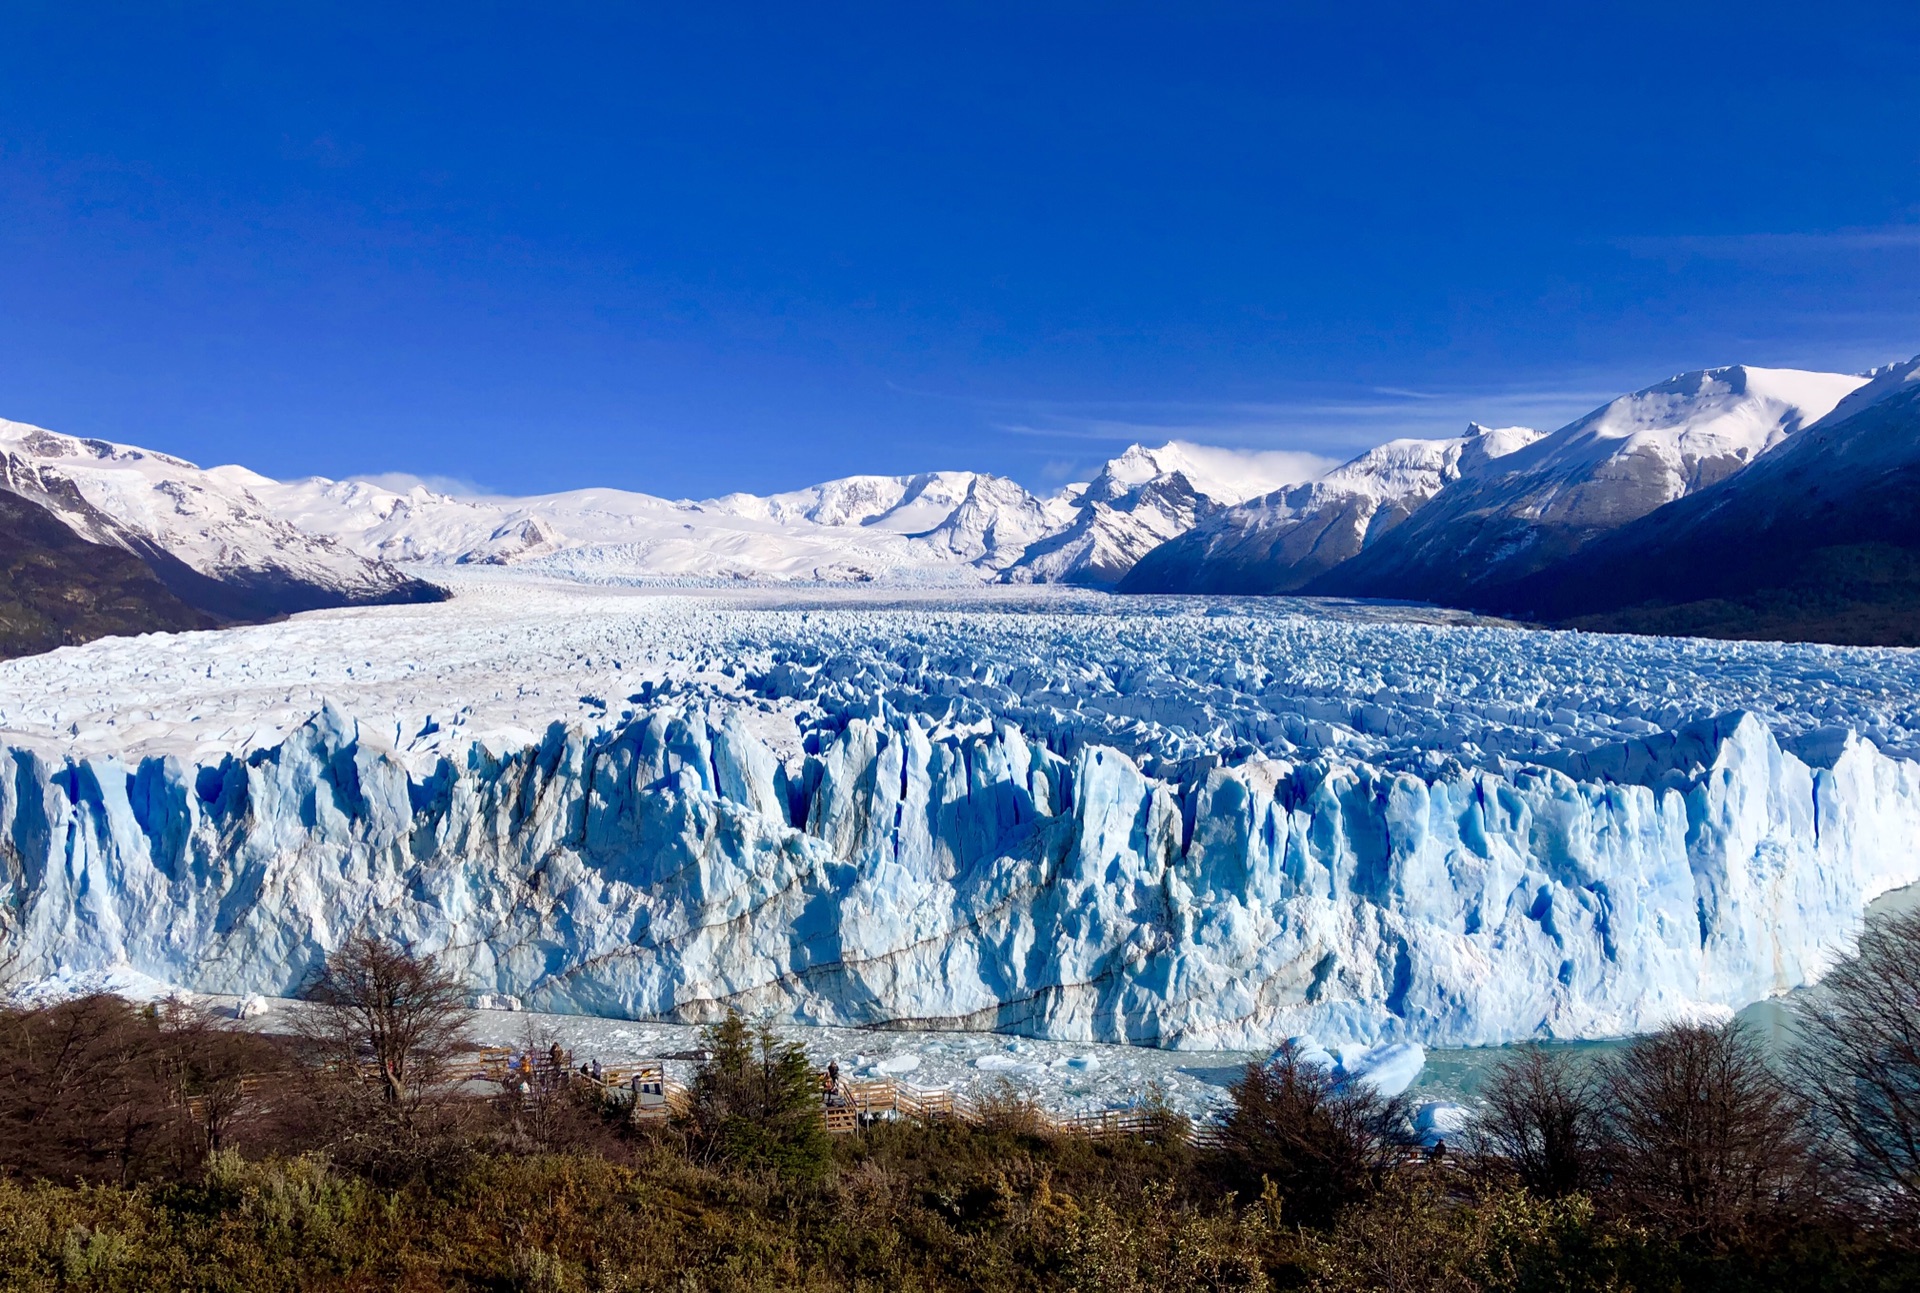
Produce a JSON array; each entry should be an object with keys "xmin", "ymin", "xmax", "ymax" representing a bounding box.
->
[{"xmin": 4, "ymin": 572, "xmax": 1920, "ymax": 1085}]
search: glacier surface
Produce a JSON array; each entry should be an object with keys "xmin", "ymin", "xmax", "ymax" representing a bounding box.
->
[{"xmin": 3, "ymin": 576, "xmax": 1919, "ymax": 1051}]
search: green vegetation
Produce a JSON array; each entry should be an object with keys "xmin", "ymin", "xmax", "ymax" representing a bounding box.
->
[
  {"xmin": 687, "ymin": 1012, "xmax": 831, "ymax": 1182},
  {"xmin": 2, "ymin": 918, "xmax": 1919, "ymax": 1290}
]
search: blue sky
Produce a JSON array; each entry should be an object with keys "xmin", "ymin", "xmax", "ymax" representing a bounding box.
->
[{"xmin": 2, "ymin": 3, "xmax": 1917, "ymax": 497}]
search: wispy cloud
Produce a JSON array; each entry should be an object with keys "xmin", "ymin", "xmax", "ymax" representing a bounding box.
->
[
  {"xmin": 983, "ymin": 384, "xmax": 1619, "ymax": 461},
  {"xmin": 1615, "ymin": 225, "xmax": 1920, "ymax": 260},
  {"xmin": 348, "ymin": 471, "xmax": 500, "ymax": 499}
]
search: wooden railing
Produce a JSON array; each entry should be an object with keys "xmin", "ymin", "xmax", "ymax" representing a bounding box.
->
[
  {"xmin": 818, "ymin": 1073, "xmax": 1221, "ymax": 1145},
  {"xmin": 179, "ymin": 1047, "xmax": 1221, "ymax": 1147}
]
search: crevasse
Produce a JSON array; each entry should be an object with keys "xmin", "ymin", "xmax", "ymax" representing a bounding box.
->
[{"xmin": 3, "ymin": 702, "xmax": 1916, "ymax": 1050}]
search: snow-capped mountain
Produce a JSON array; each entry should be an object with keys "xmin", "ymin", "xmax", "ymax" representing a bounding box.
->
[
  {"xmin": 2, "ymin": 355, "xmax": 1904, "ymax": 643},
  {"xmin": 0, "ymin": 419, "xmax": 443, "ymax": 622},
  {"xmin": 245, "ymin": 441, "xmax": 1313, "ymax": 587},
  {"xmin": 1119, "ymin": 424, "xmax": 1542, "ymax": 594},
  {"xmin": 1489, "ymin": 353, "xmax": 1920, "ymax": 643},
  {"xmin": 998, "ymin": 442, "xmax": 1323, "ymax": 586},
  {"xmin": 1307, "ymin": 365, "xmax": 1869, "ymax": 603},
  {"xmin": 241, "ymin": 468, "xmax": 1068, "ymax": 583},
  {"xmin": 0, "ymin": 487, "xmax": 215, "ymax": 659}
]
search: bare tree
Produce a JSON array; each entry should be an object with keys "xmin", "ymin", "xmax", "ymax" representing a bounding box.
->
[
  {"xmin": 1790, "ymin": 907, "xmax": 1920, "ymax": 1234},
  {"xmin": 298, "ymin": 936, "xmax": 473, "ymax": 1124},
  {"xmin": 0, "ymin": 994, "xmax": 274, "ymax": 1183},
  {"xmin": 1216, "ymin": 1041, "xmax": 1412, "ymax": 1225},
  {"xmin": 1469, "ymin": 1045, "xmax": 1603, "ymax": 1197},
  {"xmin": 1601, "ymin": 1021, "xmax": 1819, "ymax": 1242},
  {"xmin": 0, "ymin": 994, "xmax": 178, "ymax": 1183},
  {"xmin": 150, "ymin": 1000, "xmax": 283, "ymax": 1158}
]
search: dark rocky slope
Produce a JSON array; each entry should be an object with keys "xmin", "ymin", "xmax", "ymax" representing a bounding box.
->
[
  {"xmin": 0, "ymin": 489, "xmax": 215, "ymax": 660},
  {"xmin": 1488, "ymin": 370, "xmax": 1920, "ymax": 646}
]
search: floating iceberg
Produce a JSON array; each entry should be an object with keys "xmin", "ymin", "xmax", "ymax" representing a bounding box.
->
[
  {"xmin": 1413, "ymin": 1101, "xmax": 1472, "ymax": 1147},
  {"xmin": 1336, "ymin": 1042, "xmax": 1426, "ymax": 1098}
]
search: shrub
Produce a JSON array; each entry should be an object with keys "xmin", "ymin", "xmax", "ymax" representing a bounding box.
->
[
  {"xmin": 0, "ymin": 994, "xmax": 277, "ymax": 1185},
  {"xmin": 1470, "ymin": 1046, "xmax": 1603, "ymax": 1198},
  {"xmin": 1215, "ymin": 1041, "xmax": 1411, "ymax": 1226},
  {"xmin": 1599, "ymin": 1021, "xmax": 1820, "ymax": 1243},
  {"xmin": 1791, "ymin": 907, "xmax": 1920, "ymax": 1235},
  {"xmin": 687, "ymin": 1010, "xmax": 830, "ymax": 1181}
]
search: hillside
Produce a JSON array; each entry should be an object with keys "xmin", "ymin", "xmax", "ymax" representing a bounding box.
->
[
  {"xmin": 0, "ymin": 488, "xmax": 214, "ymax": 660},
  {"xmin": 0, "ymin": 419, "xmax": 445, "ymax": 623},
  {"xmin": 1307, "ymin": 366, "xmax": 1865, "ymax": 603},
  {"xmin": 1119, "ymin": 425, "xmax": 1540, "ymax": 594},
  {"xmin": 1492, "ymin": 358, "xmax": 1920, "ymax": 645}
]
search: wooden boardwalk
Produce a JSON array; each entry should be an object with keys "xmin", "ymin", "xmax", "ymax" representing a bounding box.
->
[
  {"xmin": 195, "ymin": 1047, "xmax": 1220, "ymax": 1147},
  {"xmin": 818, "ymin": 1074, "xmax": 1220, "ymax": 1145}
]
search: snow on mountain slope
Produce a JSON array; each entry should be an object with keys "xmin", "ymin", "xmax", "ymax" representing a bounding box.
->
[
  {"xmin": 1081, "ymin": 442, "xmax": 1328, "ymax": 507},
  {"xmin": 998, "ymin": 443, "xmax": 1330, "ymax": 587},
  {"xmin": 709, "ymin": 470, "xmax": 980, "ymax": 531},
  {"xmin": 249, "ymin": 442, "xmax": 1319, "ymax": 587},
  {"xmin": 1000, "ymin": 470, "xmax": 1216, "ymax": 586},
  {"xmin": 1816, "ymin": 351, "xmax": 1920, "ymax": 429},
  {"xmin": 0, "ymin": 488, "xmax": 216, "ymax": 660},
  {"xmin": 1311, "ymin": 366, "xmax": 1869, "ymax": 603},
  {"xmin": 5, "ymin": 577, "xmax": 1920, "ymax": 1049},
  {"xmin": 243, "ymin": 469, "xmax": 1054, "ymax": 583},
  {"xmin": 0, "ymin": 420, "xmax": 443, "ymax": 622},
  {"xmin": 1120, "ymin": 424, "xmax": 1542, "ymax": 594},
  {"xmin": 1490, "ymin": 353, "xmax": 1920, "ymax": 643}
]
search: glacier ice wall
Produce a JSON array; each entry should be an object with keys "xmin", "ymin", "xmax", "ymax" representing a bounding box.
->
[{"xmin": 4, "ymin": 699, "xmax": 1917, "ymax": 1050}]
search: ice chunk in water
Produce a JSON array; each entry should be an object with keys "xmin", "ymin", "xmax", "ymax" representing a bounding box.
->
[
  {"xmin": 1336, "ymin": 1042, "xmax": 1425, "ymax": 1097},
  {"xmin": 1413, "ymin": 1100, "xmax": 1472, "ymax": 1147}
]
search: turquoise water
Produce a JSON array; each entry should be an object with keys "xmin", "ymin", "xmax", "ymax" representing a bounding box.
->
[{"xmin": 1407, "ymin": 878, "xmax": 1920, "ymax": 1106}]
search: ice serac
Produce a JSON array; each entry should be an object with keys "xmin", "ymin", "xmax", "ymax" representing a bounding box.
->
[{"xmin": 5, "ymin": 696, "xmax": 1916, "ymax": 1050}]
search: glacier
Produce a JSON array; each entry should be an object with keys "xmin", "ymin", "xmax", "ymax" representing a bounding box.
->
[{"xmin": 4, "ymin": 579, "xmax": 1918, "ymax": 1051}]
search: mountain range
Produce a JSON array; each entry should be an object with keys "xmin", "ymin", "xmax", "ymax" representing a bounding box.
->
[
  {"xmin": 234, "ymin": 439, "xmax": 1313, "ymax": 586},
  {"xmin": 1487, "ymin": 356, "xmax": 1920, "ymax": 643},
  {"xmin": 1126, "ymin": 357, "xmax": 1920, "ymax": 645},
  {"xmin": 3, "ymin": 349, "xmax": 1918, "ymax": 657}
]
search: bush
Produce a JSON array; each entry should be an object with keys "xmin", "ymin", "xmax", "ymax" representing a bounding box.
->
[
  {"xmin": 1470, "ymin": 1046, "xmax": 1603, "ymax": 1198},
  {"xmin": 1599, "ymin": 1021, "xmax": 1820, "ymax": 1244},
  {"xmin": 0, "ymin": 994, "xmax": 278, "ymax": 1185},
  {"xmin": 1215, "ymin": 1041, "xmax": 1412, "ymax": 1226},
  {"xmin": 1791, "ymin": 907, "xmax": 1920, "ymax": 1235},
  {"xmin": 688, "ymin": 1010, "xmax": 830, "ymax": 1182}
]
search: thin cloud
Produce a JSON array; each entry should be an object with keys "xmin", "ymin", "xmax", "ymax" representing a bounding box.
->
[
  {"xmin": 990, "ymin": 384, "xmax": 1621, "ymax": 460},
  {"xmin": 348, "ymin": 471, "xmax": 500, "ymax": 499},
  {"xmin": 1616, "ymin": 225, "xmax": 1920, "ymax": 259}
]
